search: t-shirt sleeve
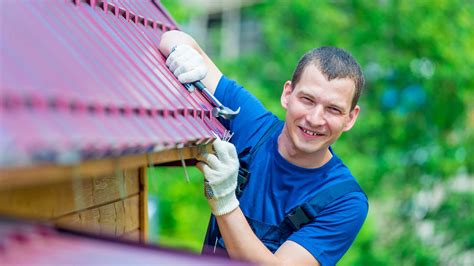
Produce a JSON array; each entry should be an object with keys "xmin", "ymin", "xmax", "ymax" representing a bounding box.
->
[
  {"xmin": 214, "ymin": 76, "xmax": 277, "ymax": 152},
  {"xmin": 287, "ymin": 192, "xmax": 368, "ymax": 266}
]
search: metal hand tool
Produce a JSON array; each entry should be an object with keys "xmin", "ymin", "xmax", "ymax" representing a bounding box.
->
[
  {"xmin": 192, "ymin": 81, "xmax": 240, "ymax": 120},
  {"xmin": 167, "ymin": 46, "xmax": 240, "ymax": 120}
]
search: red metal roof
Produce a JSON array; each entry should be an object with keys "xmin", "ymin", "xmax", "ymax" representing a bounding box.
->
[
  {"xmin": 0, "ymin": 0, "xmax": 226, "ymax": 168},
  {"xmin": 0, "ymin": 218, "xmax": 249, "ymax": 265}
]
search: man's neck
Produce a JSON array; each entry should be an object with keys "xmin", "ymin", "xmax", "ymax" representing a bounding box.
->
[{"xmin": 277, "ymin": 132, "xmax": 333, "ymax": 169}]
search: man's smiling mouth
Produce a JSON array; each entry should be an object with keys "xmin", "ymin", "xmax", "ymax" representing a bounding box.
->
[{"xmin": 299, "ymin": 127, "xmax": 325, "ymax": 136}]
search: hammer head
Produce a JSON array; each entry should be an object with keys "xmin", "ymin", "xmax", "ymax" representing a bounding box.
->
[{"xmin": 212, "ymin": 106, "xmax": 240, "ymax": 120}]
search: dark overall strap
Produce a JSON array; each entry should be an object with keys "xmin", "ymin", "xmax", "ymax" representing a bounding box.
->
[
  {"xmin": 235, "ymin": 120, "xmax": 282, "ymax": 197},
  {"xmin": 283, "ymin": 180, "xmax": 366, "ymax": 231}
]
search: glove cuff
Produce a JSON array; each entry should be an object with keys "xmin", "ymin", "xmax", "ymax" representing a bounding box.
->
[{"xmin": 208, "ymin": 192, "xmax": 239, "ymax": 216}]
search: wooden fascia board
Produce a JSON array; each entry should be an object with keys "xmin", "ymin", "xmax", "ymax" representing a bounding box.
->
[{"xmin": 0, "ymin": 144, "xmax": 212, "ymax": 190}]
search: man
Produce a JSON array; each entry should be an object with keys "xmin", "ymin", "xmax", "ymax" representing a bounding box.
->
[{"xmin": 159, "ymin": 30, "xmax": 368, "ymax": 266}]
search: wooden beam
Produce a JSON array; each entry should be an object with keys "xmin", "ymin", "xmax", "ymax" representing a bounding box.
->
[
  {"xmin": 121, "ymin": 229, "xmax": 141, "ymax": 242},
  {"xmin": 0, "ymin": 170, "xmax": 140, "ymax": 219},
  {"xmin": 0, "ymin": 144, "xmax": 212, "ymax": 190},
  {"xmin": 54, "ymin": 195, "xmax": 140, "ymax": 238},
  {"xmin": 138, "ymin": 167, "xmax": 149, "ymax": 243}
]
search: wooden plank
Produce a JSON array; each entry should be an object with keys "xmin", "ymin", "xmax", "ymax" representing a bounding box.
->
[
  {"xmin": 0, "ymin": 144, "xmax": 213, "ymax": 190},
  {"xmin": 55, "ymin": 195, "xmax": 140, "ymax": 238},
  {"xmin": 139, "ymin": 166, "xmax": 148, "ymax": 243},
  {"xmin": 0, "ymin": 170, "xmax": 139, "ymax": 219},
  {"xmin": 124, "ymin": 194, "xmax": 140, "ymax": 233},
  {"xmin": 121, "ymin": 229, "xmax": 141, "ymax": 242},
  {"xmin": 114, "ymin": 199, "xmax": 126, "ymax": 236}
]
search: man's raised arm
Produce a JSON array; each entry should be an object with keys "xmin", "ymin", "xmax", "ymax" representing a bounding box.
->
[{"xmin": 159, "ymin": 30, "xmax": 222, "ymax": 94}]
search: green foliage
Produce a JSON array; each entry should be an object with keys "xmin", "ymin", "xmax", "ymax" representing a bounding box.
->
[
  {"xmin": 159, "ymin": 0, "xmax": 191, "ymax": 26},
  {"xmin": 154, "ymin": 0, "xmax": 474, "ymax": 263},
  {"xmin": 426, "ymin": 191, "xmax": 474, "ymax": 250},
  {"xmin": 147, "ymin": 166, "xmax": 210, "ymax": 252},
  {"xmin": 389, "ymin": 230, "xmax": 439, "ymax": 266},
  {"xmin": 339, "ymin": 212, "xmax": 389, "ymax": 266}
]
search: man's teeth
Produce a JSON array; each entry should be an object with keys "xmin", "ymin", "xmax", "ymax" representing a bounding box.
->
[{"xmin": 302, "ymin": 129, "xmax": 322, "ymax": 136}]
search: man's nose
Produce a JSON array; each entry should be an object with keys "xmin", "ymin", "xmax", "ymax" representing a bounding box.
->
[{"xmin": 306, "ymin": 106, "xmax": 326, "ymax": 127}]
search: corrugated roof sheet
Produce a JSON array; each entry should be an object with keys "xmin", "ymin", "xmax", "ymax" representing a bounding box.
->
[
  {"xmin": 0, "ymin": 218, "xmax": 248, "ymax": 264},
  {"xmin": 0, "ymin": 0, "xmax": 226, "ymax": 168}
]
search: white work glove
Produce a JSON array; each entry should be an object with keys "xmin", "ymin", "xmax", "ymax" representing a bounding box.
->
[
  {"xmin": 196, "ymin": 139, "xmax": 239, "ymax": 216},
  {"xmin": 166, "ymin": 44, "xmax": 208, "ymax": 84}
]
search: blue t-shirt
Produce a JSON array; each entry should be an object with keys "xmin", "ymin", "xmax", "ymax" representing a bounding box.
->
[{"xmin": 214, "ymin": 76, "xmax": 368, "ymax": 266}]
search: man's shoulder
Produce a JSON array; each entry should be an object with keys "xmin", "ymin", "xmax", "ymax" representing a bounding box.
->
[
  {"xmin": 322, "ymin": 173, "xmax": 368, "ymax": 216},
  {"xmin": 232, "ymin": 114, "xmax": 282, "ymax": 153},
  {"xmin": 325, "ymin": 153, "xmax": 359, "ymax": 183},
  {"xmin": 320, "ymin": 155, "xmax": 368, "ymax": 204},
  {"xmin": 216, "ymin": 75, "xmax": 277, "ymax": 136}
]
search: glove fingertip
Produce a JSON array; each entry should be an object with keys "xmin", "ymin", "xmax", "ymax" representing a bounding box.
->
[
  {"xmin": 178, "ymin": 74, "xmax": 191, "ymax": 84},
  {"xmin": 212, "ymin": 137, "xmax": 223, "ymax": 146},
  {"xmin": 196, "ymin": 161, "xmax": 213, "ymax": 177},
  {"xmin": 168, "ymin": 62, "xmax": 178, "ymax": 73},
  {"xmin": 165, "ymin": 53, "xmax": 175, "ymax": 67},
  {"xmin": 174, "ymin": 67, "xmax": 184, "ymax": 79}
]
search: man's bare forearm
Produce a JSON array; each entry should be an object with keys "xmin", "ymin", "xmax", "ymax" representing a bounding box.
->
[
  {"xmin": 159, "ymin": 30, "xmax": 198, "ymax": 56},
  {"xmin": 215, "ymin": 208, "xmax": 281, "ymax": 265}
]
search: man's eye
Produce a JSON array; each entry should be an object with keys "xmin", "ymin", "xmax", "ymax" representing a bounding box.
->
[
  {"xmin": 301, "ymin": 97, "xmax": 313, "ymax": 103},
  {"xmin": 329, "ymin": 107, "xmax": 342, "ymax": 114}
]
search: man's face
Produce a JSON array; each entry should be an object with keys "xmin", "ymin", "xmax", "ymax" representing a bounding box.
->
[{"xmin": 280, "ymin": 64, "xmax": 360, "ymax": 158}]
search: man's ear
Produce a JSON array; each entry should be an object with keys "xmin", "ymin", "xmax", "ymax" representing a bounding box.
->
[
  {"xmin": 281, "ymin": 81, "xmax": 293, "ymax": 110},
  {"xmin": 343, "ymin": 105, "xmax": 360, "ymax": 132}
]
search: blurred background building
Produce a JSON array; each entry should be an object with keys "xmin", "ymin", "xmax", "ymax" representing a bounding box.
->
[{"xmin": 174, "ymin": 0, "xmax": 262, "ymax": 59}]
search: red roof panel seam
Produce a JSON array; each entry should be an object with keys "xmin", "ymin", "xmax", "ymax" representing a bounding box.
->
[
  {"xmin": 101, "ymin": 13, "xmax": 189, "ymax": 111},
  {"xmin": 76, "ymin": 4, "xmax": 156, "ymax": 108},
  {"xmin": 77, "ymin": 0, "xmax": 175, "ymax": 32}
]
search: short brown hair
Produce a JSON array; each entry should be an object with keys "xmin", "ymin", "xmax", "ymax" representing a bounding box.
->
[{"xmin": 291, "ymin": 47, "xmax": 365, "ymax": 110}]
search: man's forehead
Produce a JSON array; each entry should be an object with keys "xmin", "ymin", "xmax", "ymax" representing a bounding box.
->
[
  {"xmin": 298, "ymin": 66, "xmax": 356, "ymax": 93},
  {"xmin": 295, "ymin": 71, "xmax": 356, "ymax": 108}
]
